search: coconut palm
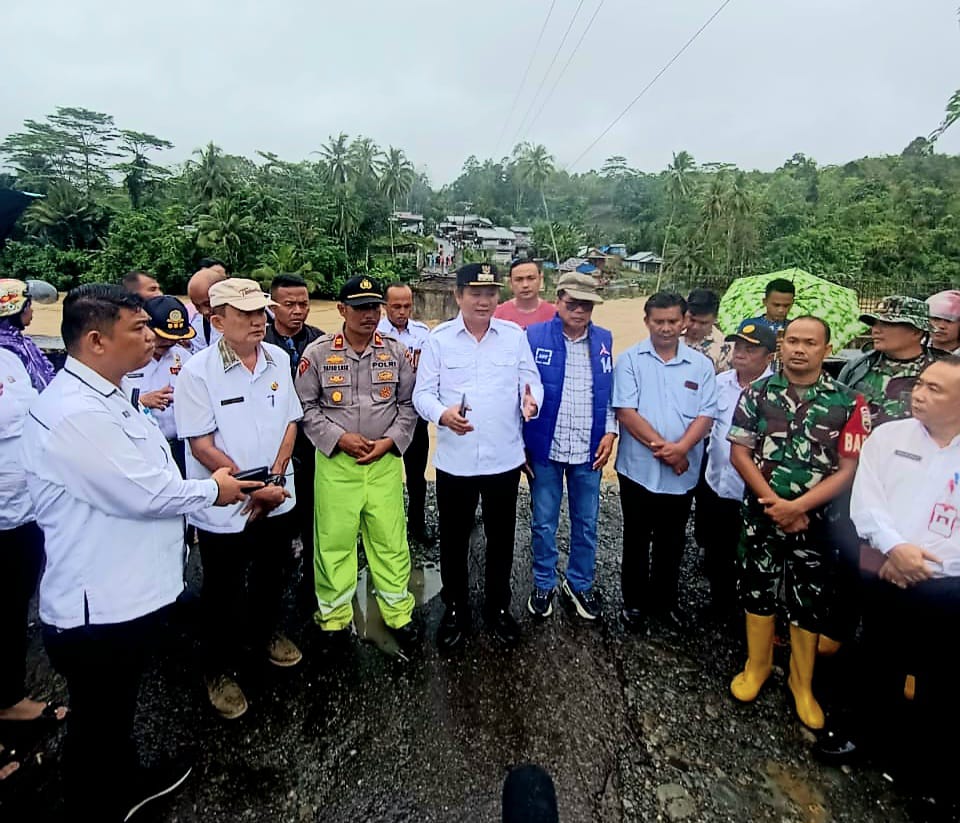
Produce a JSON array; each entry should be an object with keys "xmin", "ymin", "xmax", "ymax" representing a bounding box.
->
[
  {"xmin": 349, "ymin": 137, "xmax": 384, "ymax": 184},
  {"xmin": 380, "ymin": 147, "xmax": 415, "ymax": 257},
  {"xmin": 190, "ymin": 142, "xmax": 232, "ymax": 204},
  {"xmin": 319, "ymin": 133, "xmax": 351, "ymax": 188},
  {"xmin": 658, "ymin": 150, "xmax": 696, "ymax": 288},
  {"xmin": 515, "ymin": 142, "xmax": 559, "ymax": 263},
  {"xmin": 196, "ymin": 197, "xmax": 254, "ymax": 268}
]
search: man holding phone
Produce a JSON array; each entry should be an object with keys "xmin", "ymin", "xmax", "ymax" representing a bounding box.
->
[
  {"xmin": 174, "ymin": 279, "xmax": 303, "ymax": 720},
  {"xmin": 414, "ymin": 263, "xmax": 543, "ymax": 654}
]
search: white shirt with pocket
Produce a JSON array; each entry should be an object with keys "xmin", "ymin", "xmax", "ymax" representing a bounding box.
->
[{"xmin": 0, "ymin": 349, "xmax": 39, "ymax": 530}]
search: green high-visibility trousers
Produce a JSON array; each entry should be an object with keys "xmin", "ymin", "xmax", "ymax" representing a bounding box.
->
[{"xmin": 313, "ymin": 450, "xmax": 414, "ymax": 631}]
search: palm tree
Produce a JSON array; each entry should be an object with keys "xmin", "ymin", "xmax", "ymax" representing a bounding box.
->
[
  {"xmin": 380, "ymin": 147, "xmax": 415, "ymax": 258},
  {"xmin": 329, "ymin": 188, "xmax": 359, "ymax": 257},
  {"xmin": 515, "ymin": 142, "xmax": 559, "ymax": 263},
  {"xmin": 26, "ymin": 182, "xmax": 102, "ymax": 249},
  {"xmin": 319, "ymin": 133, "xmax": 351, "ymax": 187},
  {"xmin": 658, "ymin": 150, "xmax": 696, "ymax": 289},
  {"xmin": 190, "ymin": 142, "xmax": 231, "ymax": 204},
  {"xmin": 349, "ymin": 136, "xmax": 384, "ymax": 184},
  {"xmin": 196, "ymin": 197, "xmax": 254, "ymax": 268}
]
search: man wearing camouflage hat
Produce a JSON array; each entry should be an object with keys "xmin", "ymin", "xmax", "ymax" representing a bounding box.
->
[
  {"xmin": 296, "ymin": 275, "xmax": 419, "ymax": 651},
  {"xmin": 838, "ymin": 295, "xmax": 943, "ymax": 428}
]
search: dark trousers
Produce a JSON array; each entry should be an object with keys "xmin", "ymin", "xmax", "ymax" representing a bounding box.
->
[
  {"xmin": 821, "ymin": 490, "xmax": 862, "ymax": 642},
  {"xmin": 0, "ymin": 521, "xmax": 44, "ymax": 709},
  {"xmin": 691, "ymin": 437, "xmax": 711, "ymax": 550},
  {"xmin": 198, "ymin": 512, "xmax": 295, "ymax": 675},
  {"xmin": 853, "ymin": 575, "xmax": 960, "ymax": 799},
  {"xmin": 618, "ymin": 475, "xmax": 694, "ymax": 613},
  {"xmin": 404, "ymin": 417, "xmax": 430, "ymax": 532},
  {"xmin": 696, "ymin": 483, "xmax": 743, "ymax": 611},
  {"xmin": 293, "ymin": 439, "xmax": 316, "ymax": 599},
  {"xmin": 43, "ymin": 607, "xmax": 168, "ymax": 821},
  {"xmin": 436, "ymin": 467, "xmax": 520, "ymax": 612}
]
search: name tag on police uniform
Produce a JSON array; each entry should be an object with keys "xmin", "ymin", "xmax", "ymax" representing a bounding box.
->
[{"xmin": 220, "ymin": 396, "xmax": 244, "ymax": 406}]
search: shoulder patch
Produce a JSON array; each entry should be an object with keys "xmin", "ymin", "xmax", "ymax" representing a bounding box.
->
[{"xmin": 298, "ymin": 357, "xmax": 311, "ymax": 377}]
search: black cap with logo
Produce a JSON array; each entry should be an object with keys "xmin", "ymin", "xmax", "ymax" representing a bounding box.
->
[
  {"xmin": 725, "ymin": 319, "xmax": 776, "ymax": 352},
  {"xmin": 338, "ymin": 275, "xmax": 385, "ymax": 306},
  {"xmin": 456, "ymin": 262, "xmax": 502, "ymax": 288},
  {"xmin": 144, "ymin": 295, "xmax": 196, "ymax": 340}
]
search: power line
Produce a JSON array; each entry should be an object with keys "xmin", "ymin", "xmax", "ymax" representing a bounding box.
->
[
  {"xmin": 493, "ymin": 0, "xmax": 559, "ymax": 158},
  {"xmin": 563, "ymin": 0, "xmax": 735, "ymax": 171},
  {"xmin": 525, "ymin": 0, "xmax": 605, "ymax": 138},
  {"xmin": 509, "ymin": 0, "xmax": 587, "ymax": 151}
]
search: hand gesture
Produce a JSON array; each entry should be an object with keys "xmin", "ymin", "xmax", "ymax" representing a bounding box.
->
[
  {"xmin": 338, "ymin": 432, "xmax": 375, "ymax": 459},
  {"xmin": 242, "ymin": 484, "xmax": 291, "ymax": 520},
  {"xmin": 653, "ymin": 441, "xmax": 686, "ymax": 467},
  {"xmin": 522, "ymin": 383, "xmax": 538, "ymax": 422},
  {"xmin": 212, "ymin": 467, "xmax": 263, "ymax": 506},
  {"xmin": 141, "ymin": 385, "xmax": 174, "ymax": 411},
  {"xmin": 759, "ymin": 496, "xmax": 807, "ymax": 531},
  {"xmin": 439, "ymin": 403, "xmax": 474, "ymax": 435},
  {"xmin": 356, "ymin": 438, "xmax": 394, "ymax": 465},
  {"xmin": 887, "ymin": 543, "xmax": 942, "ymax": 584}
]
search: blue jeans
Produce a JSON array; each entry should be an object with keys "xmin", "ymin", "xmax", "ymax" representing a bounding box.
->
[{"xmin": 530, "ymin": 458, "xmax": 602, "ymax": 592}]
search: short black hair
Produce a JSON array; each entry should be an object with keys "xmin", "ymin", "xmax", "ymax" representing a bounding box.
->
[
  {"xmin": 120, "ymin": 271, "xmax": 154, "ymax": 292},
  {"xmin": 765, "ymin": 278, "xmax": 796, "ymax": 297},
  {"xmin": 686, "ymin": 288, "xmax": 720, "ymax": 317},
  {"xmin": 509, "ymin": 258, "xmax": 540, "ymax": 276},
  {"xmin": 270, "ymin": 273, "xmax": 308, "ymax": 294},
  {"xmin": 644, "ymin": 290, "xmax": 687, "ymax": 316},
  {"xmin": 925, "ymin": 354, "xmax": 960, "ymax": 372},
  {"xmin": 784, "ymin": 314, "xmax": 831, "ymax": 343},
  {"xmin": 198, "ymin": 257, "xmax": 228, "ymax": 272},
  {"xmin": 384, "ymin": 282, "xmax": 413, "ymax": 297},
  {"xmin": 62, "ymin": 284, "xmax": 143, "ymax": 352}
]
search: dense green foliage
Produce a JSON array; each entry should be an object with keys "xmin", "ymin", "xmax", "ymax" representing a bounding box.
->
[{"xmin": 1, "ymin": 106, "xmax": 958, "ymax": 296}]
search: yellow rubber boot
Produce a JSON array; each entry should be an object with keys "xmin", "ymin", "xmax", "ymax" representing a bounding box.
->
[
  {"xmin": 904, "ymin": 674, "xmax": 916, "ymax": 701},
  {"xmin": 730, "ymin": 613, "xmax": 776, "ymax": 702},
  {"xmin": 817, "ymin": 635, "xmax": 842, "ymax": 656},
  {"xmin": 788, "ymin": 624, "xmax": 825, "ymax": 729}
]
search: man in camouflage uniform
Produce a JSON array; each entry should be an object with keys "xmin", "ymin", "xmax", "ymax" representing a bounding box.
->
[
  {"xmin": 295, "ymin": 276, "xmax": 418, "ymax": 651},
  {"xmin": 838, "ymin": 296, "xmax": 941, "ymax": 428},
  {"xmin": 681, "ymin": 288, "xmax": 732, "ymax": 373},
  {"xmin": 727, "ymin": 316, "xmax": 870, "ymax": 730}
]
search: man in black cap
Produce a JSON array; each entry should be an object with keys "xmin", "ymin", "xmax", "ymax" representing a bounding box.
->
[
  {"xmin": 264, "ymin": 273, "xmax": 324, "ymax": 607},
  {"xmin": 413, "ymin": 263, "xmax": 543, "ymax": 653},
  {"xmin": 295, "ymin": 275, "xmax": 418, "ymax": 648}
]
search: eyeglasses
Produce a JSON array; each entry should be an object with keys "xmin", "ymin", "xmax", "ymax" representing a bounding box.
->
[{"xmin": 560, "ymin": 298, "xmax": 595, "ymax": 313}]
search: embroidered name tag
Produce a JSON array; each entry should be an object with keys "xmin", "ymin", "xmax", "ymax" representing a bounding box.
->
[
  {"xmin": 894, "ymin": 450, "xmax": 922, "ymax": 461},
  {"xmin": 535, "ymin": 347, "xmax": 553, "ymax": 366},
  {"xmin": 684, "ymin": 380, "xmax": 699, "ymax": 391},
  {"xmin": 220, "ymin": 396, "xmax": 244, "ymax": 406}
]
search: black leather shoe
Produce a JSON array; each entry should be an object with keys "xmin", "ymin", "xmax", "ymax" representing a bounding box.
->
[
  {"xmin": 484, "ymin": 608, "xmax": 521, "ymax": 650},
  {"xmin": 389, "ymin": 619, "xmax": 421, "ymax": 655},
  {"xmin": 436, "ymin": 607, "xmax": 467, "ymax": 656},
  {"xmin": 620, "ymin": 608, "xmax": 646, "ymax": 633},
  {"xmin": 813, "ymin": 728, "xmax": 859, "ymax": 765}
]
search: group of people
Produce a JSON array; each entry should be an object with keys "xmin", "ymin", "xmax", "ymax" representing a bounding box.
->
[{"xmin": 1, "ymin": 257, "xmax": 959, "ymax": 818}]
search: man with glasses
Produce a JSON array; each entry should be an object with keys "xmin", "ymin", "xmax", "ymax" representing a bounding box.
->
[{"xmin": 524, "ymin": 272, "xmax": 617, "ymax": 621}]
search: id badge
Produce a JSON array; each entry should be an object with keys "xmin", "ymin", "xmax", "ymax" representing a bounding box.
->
[{"xmin": 928, "ymin": 503, "xmax": 958, "ymax": 539}]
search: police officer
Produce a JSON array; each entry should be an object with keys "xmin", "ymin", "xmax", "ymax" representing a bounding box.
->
[
  {"xmin": 296, "ymin": 275, "xmax": 418, "ymax": 648},
  {"xmin": 376, "ymin": 282, "xmax": 434, "ymax": 544},
  {"xmin": 21, "ymin": 284, "xmax": 257, "ymax": 820},
  {"xmin": 727, "ymin": 316, "xmax": 870, "ymax": 729}
]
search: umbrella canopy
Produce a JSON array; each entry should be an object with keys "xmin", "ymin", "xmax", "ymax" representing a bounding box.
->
[
  {"xmin": 718, "ymin": 268, "xmax": 866, "ymax": 349},
  {"xmin": 0, "ymin": 189, "xmax": 41, "ymax": 244}
]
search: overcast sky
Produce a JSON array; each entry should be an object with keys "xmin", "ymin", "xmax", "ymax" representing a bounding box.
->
[{"xmin": 3, "ymin": 0, "xmax": 959, "ymax": 185}]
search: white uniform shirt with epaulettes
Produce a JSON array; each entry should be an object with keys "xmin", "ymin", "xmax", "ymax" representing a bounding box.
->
[
  {"xmin": 174, "ymin": 337, "xmax": 303, "ymax": 534},
  {"xmin": 295, "ymin": 330, "xmax": 417, "ymax": 457},
  {"xmin": 125, "ymin": 346, "xmax": 191, "ymax": 440}
]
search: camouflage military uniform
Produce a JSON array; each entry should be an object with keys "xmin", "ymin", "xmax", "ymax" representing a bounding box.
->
[
  {"xmin": 838, "ymin": 349, "xmax": 940, "ymax": 426},
  {"xmin": 682, "ymin": 325, "xmax": 732, "ymax": 372},
  {"xmin": 727, "ymin": 370, "xmax": 870, "ymax": 630}
]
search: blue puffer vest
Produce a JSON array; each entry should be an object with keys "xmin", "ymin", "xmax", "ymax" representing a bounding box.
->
[{"xmin": 524, "ymin": 315, "xmax": 614, "ymax": 464}]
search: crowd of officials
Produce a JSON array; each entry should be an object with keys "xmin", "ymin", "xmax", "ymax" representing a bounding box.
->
[{"xmin": 0, "ymin": 258, "xmax": 959, "ymax": 820}]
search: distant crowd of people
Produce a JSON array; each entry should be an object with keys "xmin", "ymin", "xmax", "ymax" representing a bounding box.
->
[{"xmin": 1, "ymin": 257, "xmax": 959, "ymax": 819}]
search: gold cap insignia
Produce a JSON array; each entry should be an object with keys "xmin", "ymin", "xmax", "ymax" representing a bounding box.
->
[
  {"xmin": 742, "ymin": 324, "xmax": 755, "ymax": 334},
  {"xmin": 169, "ymin": 309, "xmax": 184, "ymax": 328},
  {"xmin": 360, "ymin": 278, "xmax": 372, "ymax": 290}
]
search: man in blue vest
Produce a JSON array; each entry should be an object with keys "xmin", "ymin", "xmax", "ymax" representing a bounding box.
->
[{"xmin": 524, "ymin": 272, "xmax": 617, "ymax": 620}]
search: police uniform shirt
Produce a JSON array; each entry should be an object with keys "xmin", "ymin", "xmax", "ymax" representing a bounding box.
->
[
  {"xmin": 174, "ymin": 338, "xmax": 303, "ymax": 533},
  {"xmin": 413, "ymin": 314, "xmax": 544, "ymax": 477},
  {"xmin": 137, "ymin": 346, "xmax": 192, "ymax": 440},
  {"xmin": 296, "ymin": 330, "xmax": 417, "ymax": 457},
  {"xmin": 612, "ymin": 338, "xmax": 718, "ymax": 494},
  {"xmin": 0, "ymin": 349, "xmax": 38, "ymax": 530},
  {"xmin": 705, "ymin": 366, "xmax": 772, "ymax": 501},
  {"xmin": 20, "ymin": 356, "xmax": 220, "ymax": 629},
  {"xmin": 851, "ymin": 417, "xmax": 960, "ymax": 576}
]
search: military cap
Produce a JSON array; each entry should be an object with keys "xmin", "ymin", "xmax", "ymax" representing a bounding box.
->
[
  {"xmin": 338, "ymin": 275, "xmax": 385, "ymax": 306},
  {"xmin": 725, "ymin": 319, "xmax": 777, "ymax": 352},
  {"xmin": 859, "ymin": 295, "xmax": 932, "ymax": 332},
  {"xmin": 456, "ymin": 262, "xmax": 501, "ymax": 288},
  {"xmin": 556, "ymin": 271, "xmax": 604, "ymax": 303},
  {"xmin": 143, "ymin": 295, "xmax": 196, "ymax": 340}
]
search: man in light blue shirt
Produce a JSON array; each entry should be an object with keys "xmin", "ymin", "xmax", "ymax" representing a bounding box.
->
[
  {"xmin": 613, "ymin": 291, "xmax": 717, "ymax": 632},
  {"xmin": 377, "ymin": 283, "xmax": 434, "ymax": 544},
  {"xmin": 414, "ymin": 263, "xmax": 543, "ymax": 654}
]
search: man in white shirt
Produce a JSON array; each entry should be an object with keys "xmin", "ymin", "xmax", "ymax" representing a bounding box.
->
[
  {"xmin": 21, "ymin": 284, "xmax": 255, "ymax": 821},
  {"xmin": 414, "ymin": 263, "xmax": 543, "ymax": 654},
  {"xmin": 174, "ymin": 278, "xmax": 303, "ymax": 721},
  {"xmin": 815, "ymin": 357, "xmax": 960, "ymax": 810},
  {"xmin": 377, "ymin": 282, "xmax": 434, "ymax": 544},
  {"xmin": 698, "ymin": 320, "xmax": 774, "ymax": 618}
]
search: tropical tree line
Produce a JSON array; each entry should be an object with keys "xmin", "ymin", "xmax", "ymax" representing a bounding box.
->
[{"xmin": 1, "ymin": 106, "xmax": 959, "ymax": 295}]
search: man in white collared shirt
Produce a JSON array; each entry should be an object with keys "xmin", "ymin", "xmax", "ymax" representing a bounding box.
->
[
  {"xmin": 815, "ymin": 357, "xmax": 960, "ymax": 810},
  {"xmin": 21, "ymin": 284, "xmax": 255, "ymax": 821},
  {"xmin": 175, "ymin": 278, "xmax": 303, "ymax": 720},
  {"xmin": 377, "ymin": 282, "xmax": 434, "ymax": 544},
  {"xmin": 187, "ymin": 267, "xmax": 227, "ymax": 352},
  {"xmin": 699, "ymin": 320, "xmax": 774, "ymax": 617},
  {"xmin": 414, "ymin": 263, "xmax": 543, "ymax": 654}
]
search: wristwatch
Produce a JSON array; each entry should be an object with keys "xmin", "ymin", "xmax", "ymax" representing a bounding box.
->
[{"xmin": 265, "ymin": 474, "xmax": 287, "ymax": 487}]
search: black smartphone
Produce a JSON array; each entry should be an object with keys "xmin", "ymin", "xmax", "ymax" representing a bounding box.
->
[
  {"xmin": 458, "ymin": 393, "xmax": 467, "ymax": 416},
  {"xmin": 234, "ymin": 466, "xmax": 269, "ymax": 482}
]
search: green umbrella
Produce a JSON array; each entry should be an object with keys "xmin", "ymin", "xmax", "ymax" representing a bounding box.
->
[{"xmin": 717, "ymin": 268, "xmax": 866, "ymax": 349}]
